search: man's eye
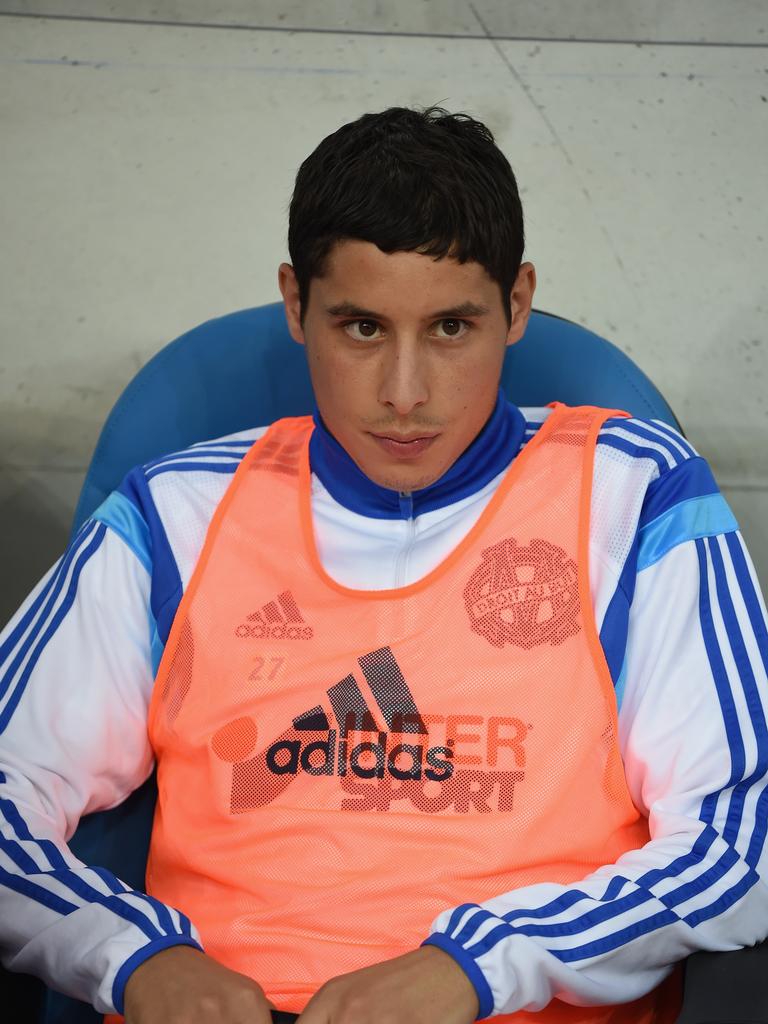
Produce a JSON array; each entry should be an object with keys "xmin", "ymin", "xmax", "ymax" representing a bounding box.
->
[
  {"xmin": 344, "ymin": 320, "xmax": 382, "ymax": 341},
  {"xmin": 434, "ymin": 318, "xmax": 469, "ymax": 339}
]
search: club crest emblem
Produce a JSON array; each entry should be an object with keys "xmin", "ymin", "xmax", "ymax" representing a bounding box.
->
[{"xmin": 463, "ymin": 537, "xmax": 581, "ymax": 648}]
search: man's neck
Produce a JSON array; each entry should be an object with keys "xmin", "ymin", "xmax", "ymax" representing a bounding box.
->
[{"xmin": 308, "ymin": 389, "xmax": 525, "ymax": 520}]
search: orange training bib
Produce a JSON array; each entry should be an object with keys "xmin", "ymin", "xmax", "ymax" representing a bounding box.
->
[{"xmin": 142, "ymin": 405, "xmax": 676, "ymax": 1022}]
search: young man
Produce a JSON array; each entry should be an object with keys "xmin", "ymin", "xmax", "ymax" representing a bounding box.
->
[{"xmin": 1, "ymin": 107, "xmax": 767, "ymax": 1024}]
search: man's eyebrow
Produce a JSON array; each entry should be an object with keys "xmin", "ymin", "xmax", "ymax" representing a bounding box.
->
[
  {"xmin": 324, "ymin": 301, "xmax": 491, "ymax": 319},
  {"xmin": 325, "ymin": 302, "xmax": 383, "ymax": 318},
  {"xmin": 431, "ymin": 302, "xmax": 490, "ymax": 318}
]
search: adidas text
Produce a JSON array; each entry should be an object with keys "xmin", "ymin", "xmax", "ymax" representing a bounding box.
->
[
  {"xmin": 265, "ymin": 729, "xmax": 454, "ymax": 782},
  {"xmin": 235, "ymin": 622, "xmax": 314, "ymax": 640}
]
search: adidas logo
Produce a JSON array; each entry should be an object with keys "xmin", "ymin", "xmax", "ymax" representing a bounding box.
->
[
  {"xmin": 213, "ymin": 646, "xmax": 530, "ymax": 815},
  {"xmin": 263, "ymin": 645, "xmax": 453, "ymax": 785},
  {"xmin": 214, "ymin": 646, "xmax": 454, "ymax": 811},
  {"xmin": 235, "ymin": 590, "xmax": 314, "ymax": 640}
]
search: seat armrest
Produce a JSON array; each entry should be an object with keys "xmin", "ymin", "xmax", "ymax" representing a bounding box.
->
[{"xmin": 677, "ymin": 941, "xmax": 768, "ymax": 1023}]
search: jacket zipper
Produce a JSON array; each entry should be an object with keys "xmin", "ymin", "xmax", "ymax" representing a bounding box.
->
[{"xmin": 394, "ymin": 492, "xmax": 415, "ymax": 588}]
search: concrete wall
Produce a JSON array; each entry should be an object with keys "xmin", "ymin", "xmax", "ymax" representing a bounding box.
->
[{"xmin": 1, "ymin": 1, "xmax": 767, "ymax": 624}]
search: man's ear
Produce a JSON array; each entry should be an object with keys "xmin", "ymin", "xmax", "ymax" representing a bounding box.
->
[
  {"xmin": 505, "ymin": 261, "xmax": 537, "ymax": 347},
  {"xmin": 278, "ymin": 263, "xmax": 305, "ymax": 345}
]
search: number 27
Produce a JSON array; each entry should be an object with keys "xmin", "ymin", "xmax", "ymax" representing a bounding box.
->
[{"xmin": 248, "ymin": 657, "xmax": 284, "ymax": 681}]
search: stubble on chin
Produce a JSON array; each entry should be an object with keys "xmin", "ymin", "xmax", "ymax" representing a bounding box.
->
[{"xmin": 368, "ymin": 467, "xmax": 444, "ymax": 493}]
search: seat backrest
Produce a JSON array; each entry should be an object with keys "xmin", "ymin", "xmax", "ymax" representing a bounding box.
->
[
  {"xmin": 71, "ymin": 303, "xmax": 679, "ymax": 534},
  {"xmin": 26, "ymin": 304, "xmax": 679, "ymax": 1023}
]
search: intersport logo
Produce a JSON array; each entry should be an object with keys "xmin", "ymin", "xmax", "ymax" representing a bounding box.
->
[{"xmin": 212, "ymin": 647, "xmax": 530, "ymax": 815}]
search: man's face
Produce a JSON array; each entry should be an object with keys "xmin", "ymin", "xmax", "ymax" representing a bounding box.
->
[{"xmin": 279, "ymin": 241, "xmax": 535, "ymax": 493}]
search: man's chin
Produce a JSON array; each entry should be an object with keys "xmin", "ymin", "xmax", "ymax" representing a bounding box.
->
[{"xmin": 366, "ymin": 464, "xmax": 443, "ymax": 494}]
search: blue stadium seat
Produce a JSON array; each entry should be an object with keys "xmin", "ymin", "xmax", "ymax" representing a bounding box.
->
[
  {"xmin": 6, "ymin": 303, "xmax": 761, "ymax": 1024},
  {"xmin": 71, "ymin": 303, "xmax": 679, "ymax": 536}
]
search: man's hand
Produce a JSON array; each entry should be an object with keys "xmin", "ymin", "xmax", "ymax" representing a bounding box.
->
[
  {"xmin": 297, "ymin": 946, "xmax": 479, "ymax": 1024},
  {"xmin": 123, "ymin": 945, "xmax": 275, "ymax": 1024}
]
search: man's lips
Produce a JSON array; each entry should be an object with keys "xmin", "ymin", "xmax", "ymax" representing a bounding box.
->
[{"xmin": 369, "ymin": 432, "xmax": 439, "ymax": 460}]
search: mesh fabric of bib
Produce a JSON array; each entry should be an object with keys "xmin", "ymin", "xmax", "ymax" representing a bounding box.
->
[{"xmin": 144, "ymin": 404, "xmax": 677, "ymax": 1022}]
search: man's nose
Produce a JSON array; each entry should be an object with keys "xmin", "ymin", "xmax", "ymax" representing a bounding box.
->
[{"xmin": 377, "ymin": 338, "xmax": 429, "ymax": 417}]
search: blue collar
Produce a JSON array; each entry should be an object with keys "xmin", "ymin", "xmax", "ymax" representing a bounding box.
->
[{"xmin": 308, "ymin": 388, "xmax": 525, "ymax": 520}]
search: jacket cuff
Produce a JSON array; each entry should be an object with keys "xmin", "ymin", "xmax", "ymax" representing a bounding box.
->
[
  {"xmin": 112, "ymin": 934, "xmax": 203, "ymax": 1014},
  {"xmin": 421, "ymin": 932, "xmax": 494, "ymax": 1020}
]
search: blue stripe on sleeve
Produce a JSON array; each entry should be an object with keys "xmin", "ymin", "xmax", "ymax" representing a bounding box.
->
[
  {"xmin": 596, "ymin": 434, "xmax": 670, "ymax": 473},
  {"xmin": 89, "ymin": 865, "xmax": 192, "ymax": 938},
  {"xmin": 466, "ymin": 886, "xmax": 653, "ymax": 952},
  {"xmin": 0, "ymin": 819, "xmax": 42, "ymax": 875},
  {"xmin": 598, "ymin": 587, "xmax": 629, "ymax": 688},
  {"xmin": 0, "ymin": 798, "xmax": 166, "ymax": 941},
  {"xmin": 145, "ymin": 448, "xmax": 247, "ymax": 470},
  {"xmin": 89, "ymin": 865, "xmax": 131, "ymax": 895},
  {"xmin": 0, "ymin": 523, "xmax": 106, "ymax": 733},
  {"xmin": 725, "ymin": 534, "xmax": 768, "ymax": 689},
  {"xmin": 683, "ymin": 867, "xmax": 761, "ymax": 928},
  {"xmin": 501, "ymin": 887, "xmax": 602, "ymax": 926},
  {"xmin": 92, "ymin": 491, "xmax": 152, "ymax": 575},
  {"xmin": 648, "ymin": 419, "xmax": 698, "ymax": 459},
  {"xmin": 746, "ymin": 784, "xmax": 768, "ymax": 871},
  {"xmin": 0, "ymin": 798, "xmax": 77, "ymax": 876},
  {"xmin": 699, "ymin": 534, "xmax": 765, "ymax": 869},
  {"xmin": 606, "ymin": 420, "xmax": 685, "ymax": 466},
  {"xmin": 0, "ymin": 864, "xmax": 79, "ymax": 916},
  {"xmin": 614, "ymin": 660, "xmax": 628, "ymax": 711},
  {"xmin": 639, "ymin": 457, "xmax": 720, "ymax": 526},
  {"xmin": 0, "ymin": 520, "xmax": 91, "ymax": 679},
  {"xmin": 707, "ymin": 537, "xmax": 768, "ymax": 849},
  {"xmin": 471, "ymin": 883, "xmax": 734, "ymax": 964},
  {"xmin": 453, "ymin": 907, "xmax": 496, "ymax": 947},
  {"xmin": 598, "ymin": 532, "xmax": 638, "ymax": 687},
  {"xmin": 634, "ymin": 826, "xmax": 719, "ymax": 893},
  {"xmin": 443, "ymin": 902, "xmax": 478, "ymax": 938},
  {"xmin": 493, "ymin": 849, "xmax": 732, "ymax": 945},
  {"xmin": 438, "ymin": 806, "xmax": 733, "ymax": 962},
  {"xmin": 695, "ymin": 538, "xmax": 746, "ymax": 824},
  {"xmin": 96, "ymin": 480, "xmax": 168, "ymax": 669},
  {"xmin": 600, "ymin": 876, "xmax": 630, "ymax": 901},
  {"xmin": 724, "ymin": 533, "xmax": 768, "ymax": 868},
  {"xmin": 145, "ymin": 461, "xmax": 242, "ymax": 481},
  {"xmin": 660, "ymin": 846, "xmax": 740, "ymax": 909},
  {"xmin": 598, "ymin": 458, "xmax": 722, "ymax": 691},
  {"xmin": 546, "ymin": 909, "xmax": 679, "ymax": 963},
  {"xmin": 189, "ymin": 439, "xmax": 254, "ymax": 450},
  {"xmin": 638, "ymin": 495, "xmax": 738, "ymax": 572},
  {"xmin": 150, "ymin": 615, "xmax": 165, "ymax": 676},
  {"xmin": 118, "ymin": 468, "xmax": 181, "ymax": 647}
]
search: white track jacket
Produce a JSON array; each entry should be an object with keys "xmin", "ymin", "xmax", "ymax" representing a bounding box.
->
[{"xmin": 1, "ymin": 398, "xmax": 767, "ymax": 1018}]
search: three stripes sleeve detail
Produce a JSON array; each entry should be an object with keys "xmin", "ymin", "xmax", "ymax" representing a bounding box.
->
[{"xmin": 0, "ymin": 522, "xmax": 202, "ymax": 1013}]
